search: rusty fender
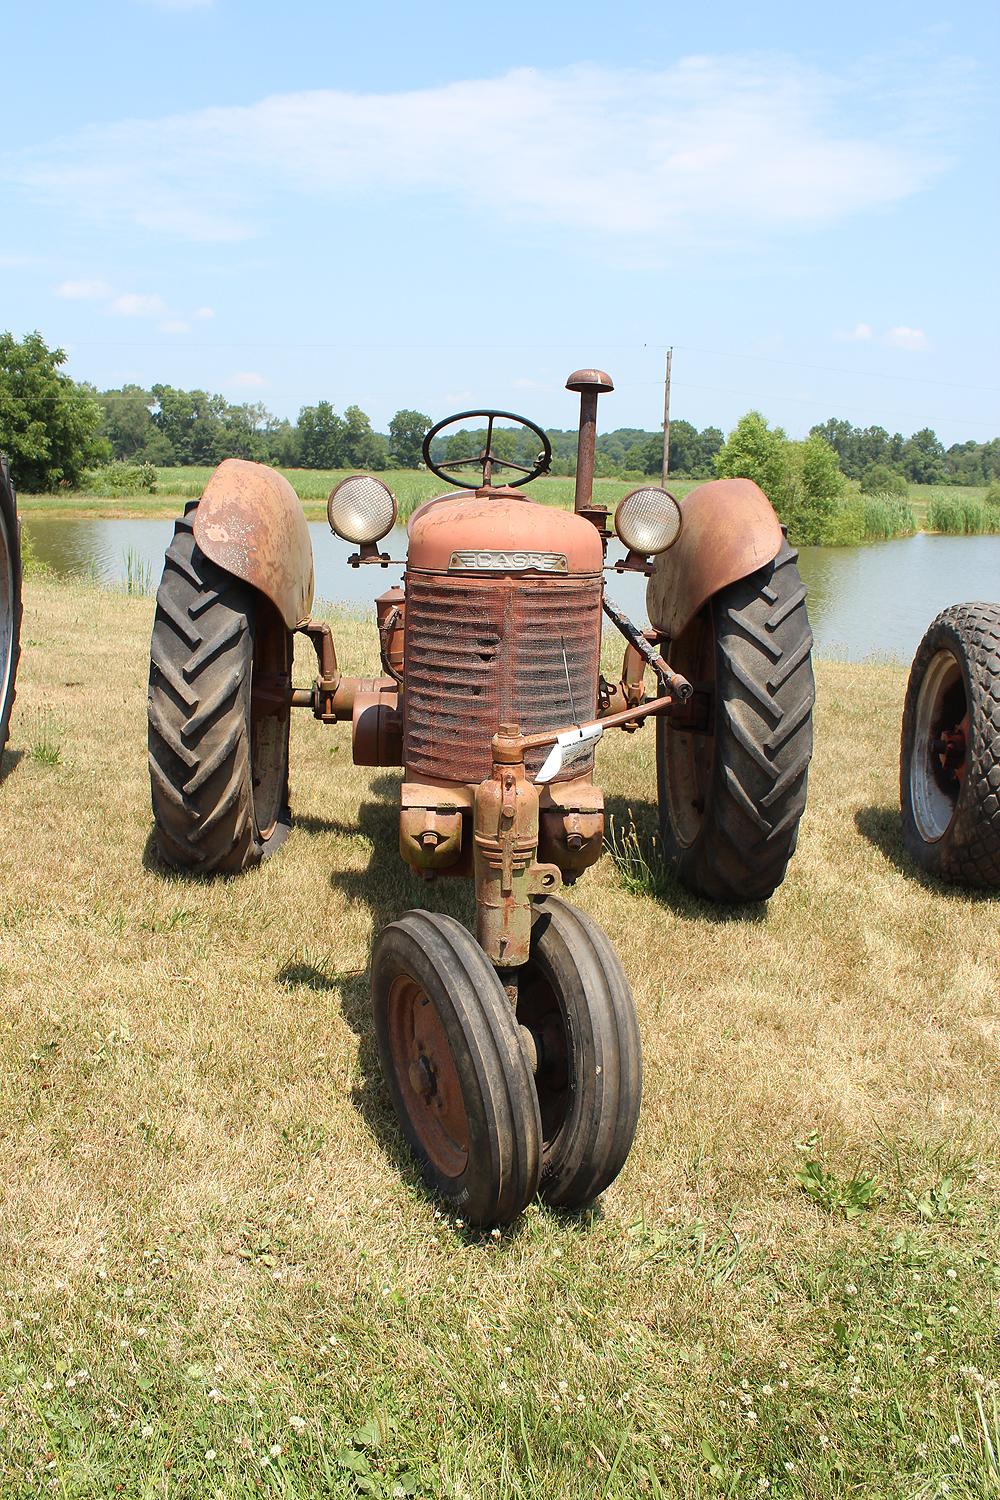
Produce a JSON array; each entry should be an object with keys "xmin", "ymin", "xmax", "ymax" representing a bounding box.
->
[
  {"xmin": 193, "ymin": 458, "xmax": 314, "ymax": 629},
  {"xmin": 645, "ymin": 478, "xmax": 783, "ymax": 641}
]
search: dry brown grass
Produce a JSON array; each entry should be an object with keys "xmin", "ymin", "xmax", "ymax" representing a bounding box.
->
[{"xmin": 0, "ymin": 576, "xmax": 998, "ymax": 1497}]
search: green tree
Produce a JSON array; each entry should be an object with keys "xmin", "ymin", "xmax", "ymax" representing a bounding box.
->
[
  {"xmin": 900, "ymin": 427, "xmax": 946, "ymax": 484},
  {"xmin": 0, "ymin": 330, "xmax": 106, "ymax": 490},
  {"xmin": 150, "ymin": 385, "xmax": 228, "ymax": 466},
  {"xmin": 861, "ymin": 462, "xmax": 908, "ymax": 497},
  {"xmin": 298, "ymin": 401, "xmax": 345, "ymax": 468},
  {"xmin": 715, "ymin": 411, "xmax": 791, "ymax": 505},
  {"xmin": 98, "ymin": 384, "xmax": 154, "ymax": 459},
  {"xmin": 717, "ymin": 414, "xmax": 844, "ymax": 544},
  {"xmin": 388, "ymin": 409, "xmax": 431, "ymax": 468}
]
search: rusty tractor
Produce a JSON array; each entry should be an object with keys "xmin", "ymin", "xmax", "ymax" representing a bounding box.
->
[
  {"xmin": 900, "ymin": 603, "xmax": 1000, "ymax": 887},
  {"xmin": 147, "ymin": 369, "xmax": 815, "ymax": 1224},
  {"xmin": 0, "ymin": 456, "xmax": 22, "ymax": 762}
]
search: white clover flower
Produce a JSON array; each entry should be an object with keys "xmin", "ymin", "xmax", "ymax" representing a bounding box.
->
[
  {"xmin": 558, "ymin": 1381, "xmax": 568, "ymax": 1393},
  {"xmin": 844, "ymin": 1284, "xmax": 857, "ymax": 1296},
  {"xmin": 289, "ymin": 1415, "xmax": 306, "ymax": 1432},
  {"xmin": 208, "ymin": 1388, "xmax": 222, "ymax": 1403},
  {"xmin": 760, "ymin": 1384, "xmax": 773, "ymax": 1397},
  {"xmin": 948, "ymin": 1434, "xmax": 961, "ymax": 1447},
  {"xmin": 141, "ymin": 1424, "xmax": 153, "ymax": 1437},
  {"xmin": 269, "ymin": 1444, "xmax": 283, "ymax": 1458},
  {"xmin": 205, "ymin": 1449, "xmax": 216, "ymax": 1462},
  {"xmin": 946, "ymin": 1268, "xmax": 957, "ymax": 1280}
]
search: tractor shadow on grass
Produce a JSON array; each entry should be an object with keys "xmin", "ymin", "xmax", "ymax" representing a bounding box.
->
[
  {"xmin": 0, "ymin": 748, "xmax": 23, "ymax": 783},
  {"xmin": 855, "ymin": 803, "xmax": 999, "ymax": 900},
  {"xmin": 603, "ymin": 794, "xmax": 769, "ymax": 925}
]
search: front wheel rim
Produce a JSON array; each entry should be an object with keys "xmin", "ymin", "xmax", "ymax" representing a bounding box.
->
[
  {"xmin": 910, "ymin": 648, "xmax": 967, "ymax": 842},
  {"xmin": 386, "ymin": 976, "xmax": 470, "ymax": 1179}
]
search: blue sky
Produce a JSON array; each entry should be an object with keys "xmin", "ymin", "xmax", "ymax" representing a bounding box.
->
[{"xmin": 2, "ymin": 0, "xmax": 997, "ymax": 444}]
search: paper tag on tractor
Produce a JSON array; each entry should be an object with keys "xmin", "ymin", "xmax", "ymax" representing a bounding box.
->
[{"xmin": 535, "ymin": 723, "xmax": 604, "ymax": 785}]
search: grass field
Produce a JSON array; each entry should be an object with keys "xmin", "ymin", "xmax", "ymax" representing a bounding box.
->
[
  {"xmin": 0, "ymin": 576, "xmax": 998, "ymax": 1497},
  {"xmin": 16, "ymin": 471, "xmax": 701, "ymax": 525}
]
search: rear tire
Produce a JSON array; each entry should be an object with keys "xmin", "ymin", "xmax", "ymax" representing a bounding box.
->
[
  {"xmin": 372, "ymin": 911, "xmax": 541, "ymax": 1226},
  {"xmin": 900, "ymin": 603, "xmax": 1000, "ymax": 888},
  {"xmin": 656, "ymin": 537, "xmax": 814, "ymax": 902},
  {"xmin": 147, "ymin": 507, "xmax": 292, "ymax": 874},
  {"xmin": 518, "ymin": 897, "xmax": 641, "ymax": 1209},
  {"xmin": 0, "ymin": 457, "xmax": 22, "ymax": 759}
]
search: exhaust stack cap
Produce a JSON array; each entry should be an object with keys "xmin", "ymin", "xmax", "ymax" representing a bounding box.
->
[{"xmin": 566, "ymin": 369, "xmax": 614, "ymax": 394}]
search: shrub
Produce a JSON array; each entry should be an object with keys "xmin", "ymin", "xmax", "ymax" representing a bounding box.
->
[
  {"xmin": 83, "ymin": 461, "xmax": 158, "ymax": 497},
  {"xmin": 715, "ymin": 415, "xmax": 846, "ymax": 546},
  {"xmin": 861, "ymin": 463, "xmax": 908, "ymax": 497},
  {"xmin": 985, "ymin": 482, "xmax": 1000, "ymax": 509}
]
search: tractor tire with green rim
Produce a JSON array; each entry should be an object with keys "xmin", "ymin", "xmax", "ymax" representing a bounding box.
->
[
  {"xmin": 0, "ymin": 457, "xmax": 22, "ymax": 759},
  {"xmin": 900, "ymin": 602, "xmax": 1000, "ymax": 888},
  {"xmin": 147, "ymin": 506, "xmax": 293, "ymax": 874},
  {"xmin": 372, "ymin": 911, "xmax": 541, "ymax": 1226},
  {"xmin": 517, "ymin": 896, "xmax": 641, "ymax": 1210},
  {"xmin": 656, "ymin": 536, "xmax": 814, "ymax": 902}
]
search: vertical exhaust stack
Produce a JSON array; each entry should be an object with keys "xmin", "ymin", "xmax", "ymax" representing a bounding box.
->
[{"xmin": 566, "ymin": 368, "xmax": 614, "ymax": 532}]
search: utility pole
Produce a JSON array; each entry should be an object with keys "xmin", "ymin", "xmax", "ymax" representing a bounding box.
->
[{"xmin": 661, "ymin": 346, "xmax": 673, "ymax": 486}]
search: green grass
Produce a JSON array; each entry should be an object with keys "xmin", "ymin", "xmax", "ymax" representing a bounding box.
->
[
  {"xmin": 0, "ymin": 575, "xmax": 998, "ymax": 1496},
  {"xmin": 14, "ymin": 469, "xmax": 691, "ymax": 524}
]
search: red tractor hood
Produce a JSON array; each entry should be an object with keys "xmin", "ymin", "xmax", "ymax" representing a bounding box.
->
[{"xmin": 407, "ymin": 490, "xmax": 603, "ymax": 576}]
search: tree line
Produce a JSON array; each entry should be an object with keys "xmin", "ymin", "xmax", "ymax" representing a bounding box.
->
[{"xmin": 1, "ymin": 330, "xmax": 997, "ymax": 493}]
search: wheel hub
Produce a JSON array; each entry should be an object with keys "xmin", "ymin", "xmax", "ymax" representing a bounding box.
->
[
  {"xmin": 911, "ymin": 649, "xmax": 967, "ymax": 842},
  {"xmin": 408, "ymin": 1052, "xmax": 437, "ymax": 1100}
]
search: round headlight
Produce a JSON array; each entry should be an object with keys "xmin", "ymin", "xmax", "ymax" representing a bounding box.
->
[
  {"xmin": 614, "ymin": 486, "xmax": 682, "ymax": 556},
  {"xmin": 327, "ymin": 474, "xmax": 397, "ymax": 544}
]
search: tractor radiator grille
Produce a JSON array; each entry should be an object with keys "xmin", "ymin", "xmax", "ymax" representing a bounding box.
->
[{"xmin": 403, "ymin": 573, "xmax": 603, "ymax": 783}]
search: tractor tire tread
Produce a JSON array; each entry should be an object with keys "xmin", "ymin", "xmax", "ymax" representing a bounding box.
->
[
  {"xmin": 147, "ymin": 509, "xmax": 287, "ymax": 874},
  {"xmin": 659, "ymin": 538, "xmax": 815, "ymax": 902}
]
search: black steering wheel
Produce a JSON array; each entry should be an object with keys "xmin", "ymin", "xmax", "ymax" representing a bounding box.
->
[{"xmin": 422, "ymin": 409, "xmax": 552, "ymax": 490}]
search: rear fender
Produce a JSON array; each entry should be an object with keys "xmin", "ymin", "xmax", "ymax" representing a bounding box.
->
[
  {"xmin": 193, "ymin": 458, "xmax": 314, "ymax": 629},
  {"xmin": 646, "ymin": 478, "xmax": 783, "ymax": 640}
]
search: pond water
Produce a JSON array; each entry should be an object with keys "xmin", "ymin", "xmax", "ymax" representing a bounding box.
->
[{"xmin": 23, "ymin": 515, "xmax": 1000, "ymax": 664}]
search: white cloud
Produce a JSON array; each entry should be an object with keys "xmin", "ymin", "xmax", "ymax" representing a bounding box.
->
[
  {"xmin": 140, "ymin": 0, "xmax": 213, "ymax": 8},
  {"xmin": 160, "ymin": 318, "xmax": 190, "ymax": 333},
  {"xmin": 3, "ymin": 57, "xmax": 957, "ymax": 248},
  {"xmin": 110, "ymin": 292, "xmax": 170, "ymax": 318},
  {"xmin": 887, "ymin": 325, "xmax": 928, "ymax": 352},
  {"xmin": 231, "ymin": 371, "xmax": 266, "ymax": 388},
  {"xmin": 840, "ymin": 322, "xmax": 874, "ymax": 341},
  {"xmin": 55, "ymin": 278, "xmax": 113, "ymax": 300},
  {"xmin": 195, "ymin": 306, "xmax": 215, "ymax": 319}
]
